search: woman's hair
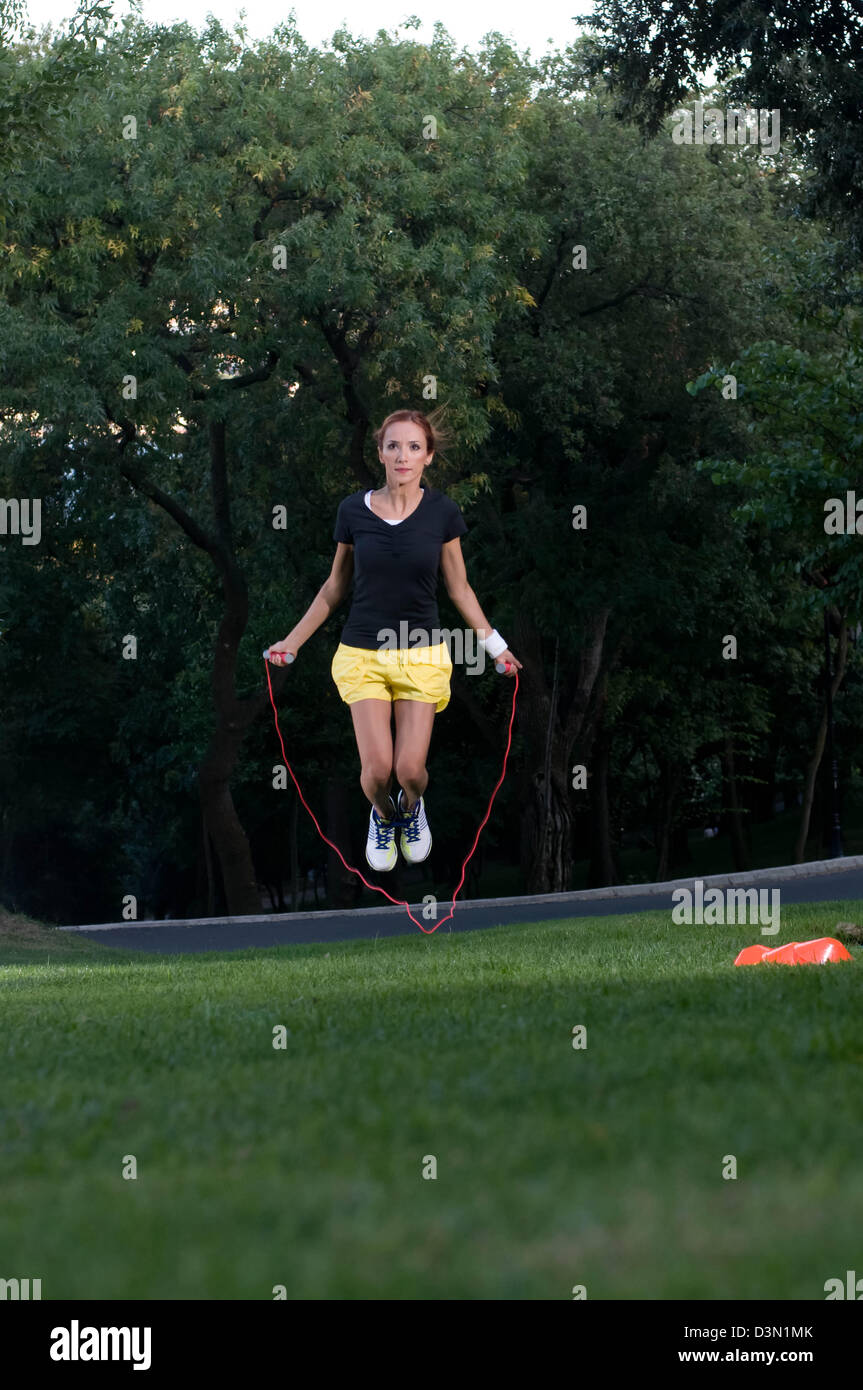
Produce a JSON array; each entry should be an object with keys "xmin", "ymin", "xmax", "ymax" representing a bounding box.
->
[{"xmin": 373, "ymin": 405, "xmax": 454, "ymax": 465}]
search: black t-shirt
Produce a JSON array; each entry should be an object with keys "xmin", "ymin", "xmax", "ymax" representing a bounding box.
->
[{"xmin": 332, "ymin": 484, "xmax": 468, "ymax": 649}]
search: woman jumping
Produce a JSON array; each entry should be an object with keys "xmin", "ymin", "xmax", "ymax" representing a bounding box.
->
[{"xmin": 265, "ymin": 408, "xmax": 522, "ymax": 872}]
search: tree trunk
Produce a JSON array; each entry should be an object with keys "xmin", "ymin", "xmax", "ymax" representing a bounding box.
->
[
  {"xmin": 588, "ymin": 727, "xmax": 617, "ymax": 887},
  {"xmin": 722, "ymin": 735, "xmax": 750, "ymax": 872},
  {"xmin": 193, "ymin": 817, "xmax": 209, "ymax": 919},
  {"xmin": 202, "ymin": 810, "xmax": 216, "ymax": 917},
  {"xmin": 653, "ymin": 765, "xmax": 676, "ymax": 882},
  {"xmin": 794, "ymin": 615, "xmax": 848, "ymax": 863},
  {"xmin": 654, "ymin": 757, "xmax": 693, "ymax": 881},
  {"xmin": 118, "ymin": 408, "xmax": 289, "ymax": 920},
  {"xmin": 520, "ymin": 761, "xmax": 572, "ymax": 894},
  {"xmin": 290, "ymin": 790, "xmax": 299, "ymax": 912},
  {"xmin": 199, "ymin": 723, "xmax": 260, "ymax": 916},
  {"xmin": 748, "ymin": 746, "xmax": 777, "ymax": 823},
  {"xmin": 327, "ymin": 775, "xmax": 362, "ymax": 908},
  {"xmin": 669, "ymin": 820, "xmax": 691, "ymax": 874},
  {"xmin": 512, "ymin": 604, "xmax": 610, "ymax": 894}
]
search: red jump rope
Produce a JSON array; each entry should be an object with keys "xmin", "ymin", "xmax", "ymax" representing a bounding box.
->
[{"xmin": 262, "ymin": 649, "xmax": 519, "ymax": 934}]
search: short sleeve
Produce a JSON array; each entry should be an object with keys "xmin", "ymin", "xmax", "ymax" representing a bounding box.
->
[
  {"xmin": 443, "ymin": 500, "xmax": 468, "ymax": 543},
  {"xmin": 333, "ymin": 498, "xmax": 353, "ymax": 545}
]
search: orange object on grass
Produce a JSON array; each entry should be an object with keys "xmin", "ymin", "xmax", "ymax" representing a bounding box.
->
[
  {"xmin": 734, "ymin": 943, "xmax": 774, "ymax": 965},
  {"xmin": 734, "ymin": 936, "xmax": 853, "ymax": 966}
]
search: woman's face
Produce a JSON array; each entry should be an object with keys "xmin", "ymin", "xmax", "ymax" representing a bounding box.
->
[{"xmin": 378, "ymin": 424, "xmax": 433, "ymax": 482}]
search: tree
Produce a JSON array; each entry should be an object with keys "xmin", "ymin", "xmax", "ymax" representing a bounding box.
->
[
  {"xmin": 0, "ymin": 18, "xmax": 538, "ymax": 912},
  {"xmin": 3, "ymin": 17, "xmax": 843, "ymax": 916},
  {"xmin": 687, "ymin": 236, "xmax": 863, "ymax": 858},
  {"xmin": 577, "ymin": 1, "xmax": 863, "ymax": 252},
  {"xmin": 0, "ymin": 0, "xmax": 116, "ymax": 171},
  {"xmin": 469, "ymin": 55, "xmax": 795, "ymax": 890}
]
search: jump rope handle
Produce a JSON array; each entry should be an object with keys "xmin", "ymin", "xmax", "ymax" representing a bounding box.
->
[{"xmin": 495, "ymin": 660, "xmax": 513, "ymax": 674}]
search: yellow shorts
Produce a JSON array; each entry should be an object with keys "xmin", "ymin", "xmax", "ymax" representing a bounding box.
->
[{"xmin": 331, "ymin": 642, "xmax": 454, "ymax": 713}]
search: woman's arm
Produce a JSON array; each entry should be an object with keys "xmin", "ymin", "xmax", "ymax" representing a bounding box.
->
[
  {"xmin": 441, "ymin": 538, "xmax": 522, "ymax": 674},
  {"xmin": 267, "ymin": 543, "xmax": 354, "ymax": 664}
]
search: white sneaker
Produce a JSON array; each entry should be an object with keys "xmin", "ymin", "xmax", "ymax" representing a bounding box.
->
[
  {"xmin": 365, "ymin": 794, "xmax": 398, "ymax": 871},
  {"xmin": 397, "ymin": 788, "xmax": 432, "ymax": 864}
]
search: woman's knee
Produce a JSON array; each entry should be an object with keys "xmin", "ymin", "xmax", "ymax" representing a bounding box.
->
[
  {"xmin": 362, "ymin": 758, "xmax": 394, "ymax": 788},
  {"xmin": 394, "ymin": 756, "xmax": 425, "ymax": 787}
]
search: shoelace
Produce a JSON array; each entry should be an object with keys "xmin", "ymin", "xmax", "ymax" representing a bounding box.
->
[
  {"xmin": 401, "ymin": 801, "xmax": 423, "ymax": 844},
  {"xmin": 373, "ymin": 806, "xmax": 411, "ymax": 848},
  {"xmin": 374, "ymin": 815, "xmax": 396, "ymax": 849}
]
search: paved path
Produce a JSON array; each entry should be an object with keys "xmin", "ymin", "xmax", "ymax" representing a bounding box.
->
[{"xmin": 58, "ymin": 858, "xmax": 863, "ymax": 954}]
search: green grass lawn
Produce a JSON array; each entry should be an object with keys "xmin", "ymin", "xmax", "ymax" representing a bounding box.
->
[{"xmin": 2, "ymin": 901, "xmax": 862, "ymax": 1299}]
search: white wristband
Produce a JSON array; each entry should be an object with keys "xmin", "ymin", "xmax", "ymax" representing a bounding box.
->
[{"xmin": 479, "ymin": 629, "xmax": 508, "ymax": 660}]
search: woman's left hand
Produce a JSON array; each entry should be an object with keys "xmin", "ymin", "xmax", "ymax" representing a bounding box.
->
[{"xmin": 497, "ymin": 650, "xmax": 522, "ymax": 676}]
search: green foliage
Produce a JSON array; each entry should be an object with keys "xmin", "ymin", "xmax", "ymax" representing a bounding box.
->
[
  {"xmin": 688, "ymin": 238, "xmax": 863, "ymax": 621},
  {"xmin": 2, "ymin": 16, "xmax": 861, "ymax": 917},
  {"xmin": 578, "ymin": 1, "xmax": 863, "ymax": 252}
]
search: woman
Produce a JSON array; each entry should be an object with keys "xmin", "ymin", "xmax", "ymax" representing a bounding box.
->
[{"xmin": 266, "ymin": 408, "xmax": 522, "ymax": 873}]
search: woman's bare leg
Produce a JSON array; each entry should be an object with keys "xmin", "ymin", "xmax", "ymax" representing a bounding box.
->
[
  {"xmin": 393, "ymin": 699, "xmax": 436, "ymax": 811},
  {"xmin": 349, "ymin": 698, "xmax": 396, "ymax": 818}
]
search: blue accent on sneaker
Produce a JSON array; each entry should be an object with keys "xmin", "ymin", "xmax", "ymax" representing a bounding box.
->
[
  {"xmin": 397, "ymin": 787, "xmax": 432, "ymax": 862},
  {"xmin": 398, "ymin": 792, "xmax": 424, "ymax": 846},
  {"xmin": 366, "ymin": 794, "xmax": 401, "ymax": 871},
  {"xmin": 371, "ymin": 798, "xmax": 399, "ymax": 847}
]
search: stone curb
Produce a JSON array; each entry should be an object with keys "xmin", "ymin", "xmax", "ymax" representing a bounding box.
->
[{"xmin": 57, "ymin": 855, "xmax": 863, "ymax": 932}]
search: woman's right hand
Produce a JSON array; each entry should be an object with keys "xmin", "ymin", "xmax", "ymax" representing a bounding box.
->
[{"xmin": 266, "ymin": 638, "xmax": 297, "ymax": 666}]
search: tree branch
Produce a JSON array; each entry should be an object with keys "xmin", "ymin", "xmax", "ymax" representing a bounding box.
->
[
  {"xmin": 222, "ymin": 347, "xmax": 281, "ymax": 390},
  {"xmin": 107, "ymin": 407, "xmax": 220, "ymax": 559}
]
